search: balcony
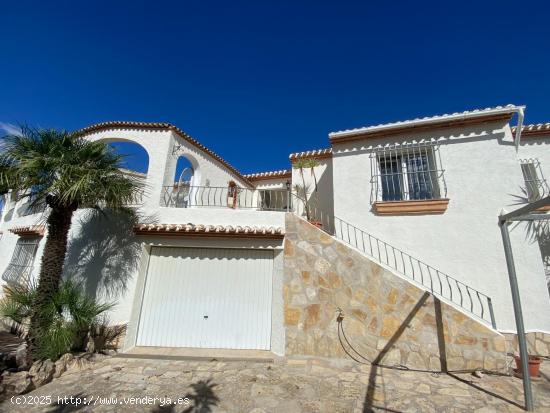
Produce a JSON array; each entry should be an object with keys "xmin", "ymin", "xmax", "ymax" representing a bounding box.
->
[{"xmin": 160, "ymin": 185, "xmax": 292, "ymax": 211}]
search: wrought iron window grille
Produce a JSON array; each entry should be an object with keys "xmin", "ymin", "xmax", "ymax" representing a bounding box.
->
[{"xmin": 369, "ymin": 141, "xmax": 447, "ymax": 203}]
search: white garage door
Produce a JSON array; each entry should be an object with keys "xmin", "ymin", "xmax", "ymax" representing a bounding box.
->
[{"xmin": 136, "ymin": 247, "xmax": 273, "ymax": 350}]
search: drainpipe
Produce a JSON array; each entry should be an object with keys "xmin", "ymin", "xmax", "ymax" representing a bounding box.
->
[{"xmin": 514, "ymin": 106, "xmax": 525, "ymax": 152}]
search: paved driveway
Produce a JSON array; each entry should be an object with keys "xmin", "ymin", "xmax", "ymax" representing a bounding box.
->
[{"xmin": 2, "ymin": 355, "xmax": 550, "ymax": 412}]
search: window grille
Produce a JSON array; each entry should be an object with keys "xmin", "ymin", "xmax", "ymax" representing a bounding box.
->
[
  {"xmin": 2, "ymin": 237, "xmax": 40, "ymax": 286},
  {"xmin": 370, "ymin": 141, "xmax": 447, "ymax": 203},
  {"xmin": 520, "ymin": 159, "xmax": 549, "ymax": 202}
]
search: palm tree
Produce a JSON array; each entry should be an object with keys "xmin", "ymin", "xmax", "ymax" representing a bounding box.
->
[
  {"xmin": 0, "ymin": 127, "xmax": 140, "ymax": 361},
  {"xmin": 292, "ymin": 158, "xmax": 319, "ymax": 220}
]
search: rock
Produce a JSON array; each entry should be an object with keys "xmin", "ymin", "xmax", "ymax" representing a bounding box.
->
[
  {"xmin": 29, "ymin": 359, "xmax": 55, "ymax": 387},
  {"xmin": 304, "ymin": 304, "xmax": 320, "ymax": 330},
  {"xmin": 291, "ymin": 294, "xmax": 307, "ymax": 306},
  {"xmin": 0, "ymin": 351, "xmax": 18, "ymax": 372},
  {"xmin": 380, "ymin": 316, "xmax": 401, "ymax": 338},
  {"xmin": 472, "ymin": 369, "xmax": 484, "ymax": 379},
  {"xmin": 2, "ymin": 371, "xmax": 34, "ymax": 394},
  {"xmin": 53, "ymin": 353, "xmax": 75, "ymax": 378},
  {"xmin": 284, "ymin": 307, "xmax": 301, "ymax": 326},
  {"xmin": 15, "ymin": 343, "xmax": 28, "ymax": 370}
]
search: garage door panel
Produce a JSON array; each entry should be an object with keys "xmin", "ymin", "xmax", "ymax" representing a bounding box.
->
[{"xmin": 136, "ymin": 247, "xmax": 273, "ymax": 350}]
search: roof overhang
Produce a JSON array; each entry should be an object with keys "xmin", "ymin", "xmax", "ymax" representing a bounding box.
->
[
  {"xmin": 244, "ymin": 170, "xmax": 292, "ymax": 181},
  {"xmin": 289, "ymin": 148, "xmax": 332, "ymax": 162},
  {"xmin": 133, "ymin": 223, "xmax": 285, "ymax": 239},
  {"xmin": 9, "ymin": 225, "xmax": 45, "ymax": 237},
  {"xmin": 512, "ymin": 123, "xmax": 550, "ymax": 139},
  {"xmin": 329, "ymin": 105, "xmax": 522, "ymax": 144}
]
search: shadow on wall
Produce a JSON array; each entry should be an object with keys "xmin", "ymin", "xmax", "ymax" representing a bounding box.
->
[
  {"xmin": 308, "ymin": 159, "xmax": 334, "ymax": 231},
  {"xmin": 508, "ymin": 187, "xmax": 550, "ymax": 295},
  {"xmin": 535, "ymin": 222, "xmax": 550, "ymax": 294},
  {"xmin": 63, "ymin": 209, "xmax": 142, "ymax": 301},
  {"xmin": 359, "ymin": 295, "xmax": 524, "ymax": 412},
  {"xmin": 2, "ymin": 207, "xmax": 14, "ymax": 222}
]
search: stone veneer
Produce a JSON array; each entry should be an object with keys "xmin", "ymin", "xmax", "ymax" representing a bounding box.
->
[
  {"xmin": 283, "ymin": 214, "xmax": 508, "ymax": 372},
  {"xmin": 504, "ymin": 332, "xmax": 550, "ymax": 357}
]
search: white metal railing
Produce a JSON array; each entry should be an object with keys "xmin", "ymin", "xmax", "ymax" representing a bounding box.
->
[
  {"xmin": 161, "ymin": 185, "xmax": 292, "ymax": 211},
  {"xmin": 290, "ymin": 195, "xmax": 496, "ymax": 328}
]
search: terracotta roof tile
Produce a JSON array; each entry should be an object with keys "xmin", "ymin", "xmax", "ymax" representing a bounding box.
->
[
  {"xmin": 289, "ymin": 148, "xmax": 332, "ymax": 161},
  {"xmin": 9, "ymin": 225, "xmax": 45, "ymax": 236},
  {"xmin": 133, "ymin": 223, "xmax": 284, "ymax": 238},
  {"xmin": 243, "ymin": 170, "xmax": 291, "ymax": 181},
  {"xmin": 512, "ymin": 123, "xmax": 550, "ymax": 138}
]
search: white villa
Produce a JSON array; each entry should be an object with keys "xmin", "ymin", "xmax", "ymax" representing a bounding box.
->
[{"xmin": 0, "ymin": 104, "xmax": 549, "ymax": 370}]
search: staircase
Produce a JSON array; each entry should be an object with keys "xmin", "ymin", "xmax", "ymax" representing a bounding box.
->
[{"xmin": 290, "ymin": 198, "xmax": 497, "ymax": 329}]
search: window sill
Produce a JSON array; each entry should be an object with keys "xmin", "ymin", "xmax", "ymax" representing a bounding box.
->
[{"xmin": 373, "ymin": 199, "xmax": 450, "ymax": 215}]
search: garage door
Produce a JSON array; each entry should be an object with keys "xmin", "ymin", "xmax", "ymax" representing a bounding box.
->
[{"xmin": 136, "ymin": 247, "xmax": 273, "ymax": 350}]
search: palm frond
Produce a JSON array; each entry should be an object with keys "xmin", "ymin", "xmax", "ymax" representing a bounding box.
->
[{"xmin": 0, "ymin": 127, "xmax": 142, "ymax": 210}]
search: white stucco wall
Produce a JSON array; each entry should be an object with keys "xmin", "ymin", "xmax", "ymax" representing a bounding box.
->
[
  {"xmin": 2, "ymin": 120, "xmax": 549, "ymax": 343},
  {"xmin": 331, "ymin": 120, "xmax": 550, "ymax": 332},
  {"xmin": 291, "ymin": 158, "xmax": 334, "ymax": 230},
  {"xmin": 85, "ymin": 128, "xmax": 251, "ymax": 211},
  {"xmin": 518, "ymin": 137, "xmax": 550, "ymax": 192},
  {"xmin": 253, "ymin": 178, "xmax": 289, "ymax": 190},
  {"xmin": 518, "ymin": 135, "xmax": 550, "ymax": 296},
  {"xmin": 0, "ymin": 126, "xmax": 285, "ymax": 339}
]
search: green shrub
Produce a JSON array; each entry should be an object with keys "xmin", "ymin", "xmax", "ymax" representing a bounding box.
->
[{"xmin": 0, "ymin": 280, "xmax": 114, "ymax": 360}]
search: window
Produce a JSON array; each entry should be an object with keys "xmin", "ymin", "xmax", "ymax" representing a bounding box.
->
[
  {"xmin": 372, "ymin": 142, "xmax": 446, "ymax": 203},
  {"xmin": 1, "ymin": 237, "xmax": 40, "ymax": 285},
  {"xmin": 520, "ymin": 159, "xmax": 549, "ymax": 202}
]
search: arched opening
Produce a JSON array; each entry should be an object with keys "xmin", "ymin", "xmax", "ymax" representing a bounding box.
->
[
  {"xmin": 168, "ymin": 156, "xmax": 199, "ymax": 208},
  {"xmin": 95, "ymin": 138, "xmax": 150, "ymax": 206},
  {"xmin": 174, "ymin": 156, "xmax": 196, "ymax": 186},
  {"xmin": 107, "ymin": 141, "xmax": 150, "ymax": 177}
]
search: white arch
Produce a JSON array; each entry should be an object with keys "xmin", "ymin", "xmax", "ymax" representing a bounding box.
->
[{"xmin": 88, "ymin": 136, "xmax": 151, "ymax": 176}]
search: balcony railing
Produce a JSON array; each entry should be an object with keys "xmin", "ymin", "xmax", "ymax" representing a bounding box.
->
[{"xmin": 161, "ymin": 185, "xmax": 292, "ymax": 211}]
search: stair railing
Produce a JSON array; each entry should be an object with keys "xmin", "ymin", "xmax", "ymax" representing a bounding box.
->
[{"xmin": 290, "ymin": 194, "xmax": 496, "ymax": 329}]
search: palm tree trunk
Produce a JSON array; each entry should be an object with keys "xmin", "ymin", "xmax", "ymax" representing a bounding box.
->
[
  {"xmin": 299, "ymin": 167, "xmax": 310, "ymax": 220},
  {"xmin": 310, "ymin": 167, "xmax": 318, "ymax": 192},
  {"xmin": 27, "ymin": 206, "xmax": 75, "ymax": 362}
]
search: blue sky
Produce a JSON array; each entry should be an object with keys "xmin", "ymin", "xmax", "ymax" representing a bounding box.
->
[{"xmin": 1, "ymin": 1, "xmax": 549, "ymax": 175}]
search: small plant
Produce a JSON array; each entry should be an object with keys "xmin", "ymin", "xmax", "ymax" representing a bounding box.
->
[
  {"xmin": 292, "ymin": 159, "xmax": 319, "ymax": 221},
  {"xmin": 0, "ymin": 280, "xmax": 115, "ymax": 361},
  {"xmin": 227, "ymin": 180, "xmax": 239, "ymax": 208},
  {"xmin": 88, "ymin": 322, "xmax": 126, "ymax": 353},
  {"xmin": 293, "ymin": 183, "xmax": 311, "ymax": 220}
]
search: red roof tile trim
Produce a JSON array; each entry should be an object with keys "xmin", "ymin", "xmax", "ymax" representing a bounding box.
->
[
  {"xmin": 75, "ymin": 121, "xmax": 253, "ymax": 187},
  {"xmin": 9, "ymin": 225, "xmax": 45, "ymax": 237},
  {"xmin": 133, "ymin": 223, "xmax": 285, "ymax": 238},
  {"xmin": 244, "ymin": 170, "xmax": 292, "ymax": 181},
  {"xmin": 289, "ymin": 148, "xmax": 332, "ymax": 161},
  {"xmin": 512, "ymin": 123, "xmax": 550, "ymax": 138}
]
